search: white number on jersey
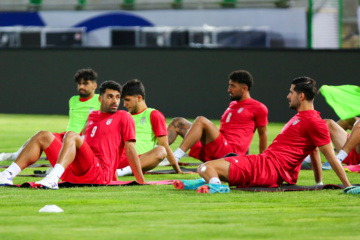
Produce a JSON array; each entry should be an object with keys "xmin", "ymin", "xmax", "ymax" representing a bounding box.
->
[
  {"xmin": 225, "ymin": 113, "xmax": 232, "ymax": 123},
  {"xmin": 90, "ymin": 126, "xmax": 97, "ymax": 137}
]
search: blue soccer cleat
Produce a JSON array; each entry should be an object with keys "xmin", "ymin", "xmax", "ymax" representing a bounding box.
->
[
  {"xmin": 196, "ymin": 184, "xmax": 230, "ymax": 194},
  {"xmin": 301, "ymin": 161, "xmax": 312, "ymax": 170},
  {"xmin": 322, "ymin": 161, "xmax": 332, "ymax": 170},
  {"xmin": 343, "ymin": 186, "xmax": 360, "ymax": 194},
  {"xmin": 173, "ymin": 178, "xmax": 206, "ymax": 190}
]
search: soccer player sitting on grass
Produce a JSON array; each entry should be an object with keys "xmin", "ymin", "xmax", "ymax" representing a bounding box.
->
[
  {"xmin": 0, "ymin": 68, "xmax": 100, "ymax": 161},
  {"xmin": 0, "ymin": 80, "xmax": 145, "ymax": 189},
  {"xmin": 165, "ymin": 70, "xmax": 268, "ymax": 164},
  {"xmin": 116, "ymin": 79, "xmax": 188, "ymax": 176},
  {"xmin": 174, "ymin": 76, "xmax": 359, "ymax": 194},
  {"xmin": 320, "ymin": 119, "xmax": 360, "ymax": 170}
]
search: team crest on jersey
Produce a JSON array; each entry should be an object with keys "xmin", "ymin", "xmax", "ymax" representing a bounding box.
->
[
  {"xmin": 106, "ymin": 119, "xmax": 113, "ymax": 125},
  {"xmin": 292, "ymin": 119, "xmax": 300, "ymax": 125},
  {"xmin": 141, "ymin": 117, "xmax": 146, "ymax": 124},
  {"xmin": 237, "ymin": 107, "xmax": 244, "ymax": 113}
]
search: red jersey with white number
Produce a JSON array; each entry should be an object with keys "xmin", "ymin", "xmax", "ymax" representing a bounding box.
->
[
  {"xmin": 220, "ymin": 98, "xmax": 268, "ymax": 155},
  {"xmin": 82, "ymin": 110, "xmax": 136, "ymax": 182},
  {"xmin": 265, "ymin": 110, "xmax": 330, "ymax": 184}
]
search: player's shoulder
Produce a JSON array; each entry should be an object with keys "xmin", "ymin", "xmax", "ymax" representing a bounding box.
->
[
  {"xmin": 299, "ymin": 110, "xmax": 325, "ymax": 125},
  {"xmin": 69, "ymin": 95, "xmax": 79, "ymax": 101}
]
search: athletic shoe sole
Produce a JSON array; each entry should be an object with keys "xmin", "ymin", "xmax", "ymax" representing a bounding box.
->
[{"xmin": 34, "ymin": 183, "xmax": 58, "ymax": 190}]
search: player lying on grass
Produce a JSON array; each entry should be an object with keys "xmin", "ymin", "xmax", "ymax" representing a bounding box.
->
[
  {"xmin": 174, "ymin": 76, "xmax": 359, "ymax": 194},
  {"xmin": 0, "ymin": 68, "xmax": 101, "ymax": 161},
  {"xmin": 116, "ymin": 79, "xmax": 188, "ymax": 176},
  {"xmin": 165, "ymin": 70, "xmax": 268, "ymax": 165},
  {"xmin": 0, "ymin": 80, "xmax": 145, "ymax": 189}
]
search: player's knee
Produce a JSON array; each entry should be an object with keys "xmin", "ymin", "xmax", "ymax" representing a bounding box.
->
[
  {"xmin": 325, "ymin": 119, "xmax": 337, "ymax": 129},
  {"xmin": 155, "ymin": 146, "xmax": 167, "ymax": 160},
  {"xmin": 170, "ymin": 117, "xmax": 187, "ymax": 127},
  {"xmin": 33, "ymin": 131, "xmax": 53, "ymax": 144},
  {"xmin": 197, "ymin": 163, "xmax": 208, "ymax": 176},
  {"xmin": 193, "ymin": 116, "xmax": 209, "ymax": 127},
  {"xmin": 63, "ymin": 131, "xmax": 82, "ymax": 145}
]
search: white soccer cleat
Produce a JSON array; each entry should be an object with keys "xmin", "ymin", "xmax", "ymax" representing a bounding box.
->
[
  {"xmin": 0, "ymin": 173, "xmax": 13, "ymax": 186},
  {"xmin": 0, "ymin": 152, "xmax": 16, "ymax": 161},
  {"xmin": 158, "ymin": 158, "xmax": 170, "ymax": 166},
  {"xmin": 35, "ymin": 175, "xmax": 59, "ymax": 190}
]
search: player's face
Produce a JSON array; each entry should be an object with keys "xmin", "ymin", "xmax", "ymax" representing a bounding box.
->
[
  {"xmin": 287, "ymin": 84, "xmax": 300, "ymax": 110},
  {"xmin": 78, "ymin": 78, "xmax": 97, "ymax": 98},
  {"xmin": 99, "ymin": 89, "xmax": 120, "ymax": 113},
  {"xmin": 122, "ymin": 95, "xmax": 139, "ymax": 114},
  {"xmin": 228, "ymin": 80, "xmax": 246, "ymax": 101}
]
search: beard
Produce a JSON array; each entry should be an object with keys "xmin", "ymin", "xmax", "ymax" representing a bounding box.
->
[
  {"xmin": 289, "ymin": 101, "xmax": 300, "ymax": 110},
  {"xmin": 230, "ymin": 94, "xmax": 242, "ymax": 101},
  {"xmin": 79, "ymin": 90, "xmax": 91, "ymax": 98}
]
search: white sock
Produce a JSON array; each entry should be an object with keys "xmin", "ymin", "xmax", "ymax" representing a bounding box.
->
[
  {"xmin": 336, "ymin": 150, "xmax": 348, "ymax": 162},
  {"xmin": 116, "ymin": 166, "xmax": 133, "ymax": 176},
  {"xmin": 209, "ymin": 177, "xmax": 221, "ymax": 185},
  {"xmin": 173, "ymin": 148, "xmax": 186, "ymax": 161},
  {"xmin": 48, "ymin": 164, "xmax": 65, "ymax": 181},
  {"xmin": 304, "ymin": 155, "xmax": 311, "ymax": 163},
  {"xmin": 2, "ymin": 162, "xmax": 21, "ymax": 180}
]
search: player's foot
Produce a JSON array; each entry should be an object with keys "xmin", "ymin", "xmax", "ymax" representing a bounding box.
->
[
  {"xmin": 158, "ymin": 158, "xmax": 170, "ymax": 166},
  {"xmin": 322, "ymin": 161, "xmax": 332, "ymax": 170},
  {"xmin": 35, "ymin": 175, "xmax": 59, "ymax": 190},
  {"xmin": 343, "ymin": 186, "xmax": 360, "ymax": 194},
  {"xmin": 173, "ymin": 178, "xmax": 206, "ymax": 190},
  {"xmin": 0, "ymin": 174, "xmax": 13, "ymax": 186},
  {"xmin": 0, "ymin": 152, "xmax": 16, "ymax": 161},
  {"xmin": 301, "ymin": 161, "xmax": 312, "ymax": 170},
  {"xmin": 196, "ymin": 184, "xmax": 230, "ymax": 194},
  {"xmin": 343, "ymin": 165, "xmax": 360, "ymax": 173}
]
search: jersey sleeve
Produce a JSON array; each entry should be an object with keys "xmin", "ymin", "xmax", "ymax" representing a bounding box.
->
[
  {"xmin": 304, "ymin": 118, "xmax": 331, "ymax": 147},
  {"xmin": 120, "ymin": 112, "xmax": 136, "ymax": 143},
  {"xmin": 255, "ymin": 103, "xmax": 268, "ymax": 128},
  {"xmin": 150, "ymin": 110, "xmax": 168, "ymax": 137}
]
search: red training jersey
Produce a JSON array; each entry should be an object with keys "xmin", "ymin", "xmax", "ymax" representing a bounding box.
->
[
  {"xmin": 150, "ymin": 110, "xmax": 168, "ymax": 137},
  {"xmin": 265, "ymin": 110, "xmax": 330, "ymax": 184},
  {"xmin": 83, "ymin": 110, "xmax": 136, "ymax": 183},
  {"xmin": 220, "ymin": 98, "xmax": 268, "ymax": 155}
]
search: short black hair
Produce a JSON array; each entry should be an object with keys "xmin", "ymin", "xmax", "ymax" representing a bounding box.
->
[
  {"xmin": 74, "ymin": 68, "xmax": 97, "ymax": 83},
  {"xmin": 291, "ymin": 76, "xmax": 317, "ymax": 101},
  {"xmin": 228, "ymin": 70, "xmax": 254, "ymax": 91},
  {"xmin": 99, "ymin": 80, "xmax": 122, "ymax": 95},
  {"xmin": 121, "ymin": 79, "xmax": 145, "ymax": 100}
]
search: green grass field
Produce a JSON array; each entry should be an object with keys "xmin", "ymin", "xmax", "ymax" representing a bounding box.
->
[{"xmin": 1, "ymin": 114, "xmax": 360, "ymax": 240}]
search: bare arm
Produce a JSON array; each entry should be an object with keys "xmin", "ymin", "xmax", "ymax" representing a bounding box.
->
[
  {"xmin": 157, "ymin": 135, "xmax": 184, "ymax": 174},
  {"xmin": 125, "ymin": 141, "xmax": 145, "ymax": 184},
  {"xmin": 309, "ymin": 147, "xmax": 322, "ymax": 184},
  {"xmin": 257, "ymin": 125, "xmax": 267, "ymax": 153},
  {"xmin": 318, "ymin": 143, "xmax": 351, "ymax": 187}
]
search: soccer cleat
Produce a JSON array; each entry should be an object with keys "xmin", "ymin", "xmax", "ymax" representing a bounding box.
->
[
  {"xmin": 158, "ymin": 158, "xmax": 170, "ymax": 166},
  {"xmin": 322, "ymin": 161, "xmax": 332, "ymax": 170},
  {"xmin": 0, "ymin": 152, "xmax": 16, "ymax": 161},
  {"xmin": 0, "ymin": 174, "xmax": 13, "ymax": 186},
  {"xmin": 196, "ymin": 184, "xmax": 230, "ymax": 194},
  {"xmin": 173, "ymin": 178, "xmax": 206, "ymax": 190},
  {"xmin": 35, "ymin": 175, "xmax": 59, "ymax": 190},
  {"xmin": 301, "ymin": 161, "xmax": 312, "ymax": 170},
  {"xmin": 343, "ymin": 165, "xmax": 360, "ymax": 173},
  {"xmin": 343, "ymin": 186, "xmax": 360, "ymax": 194}
]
